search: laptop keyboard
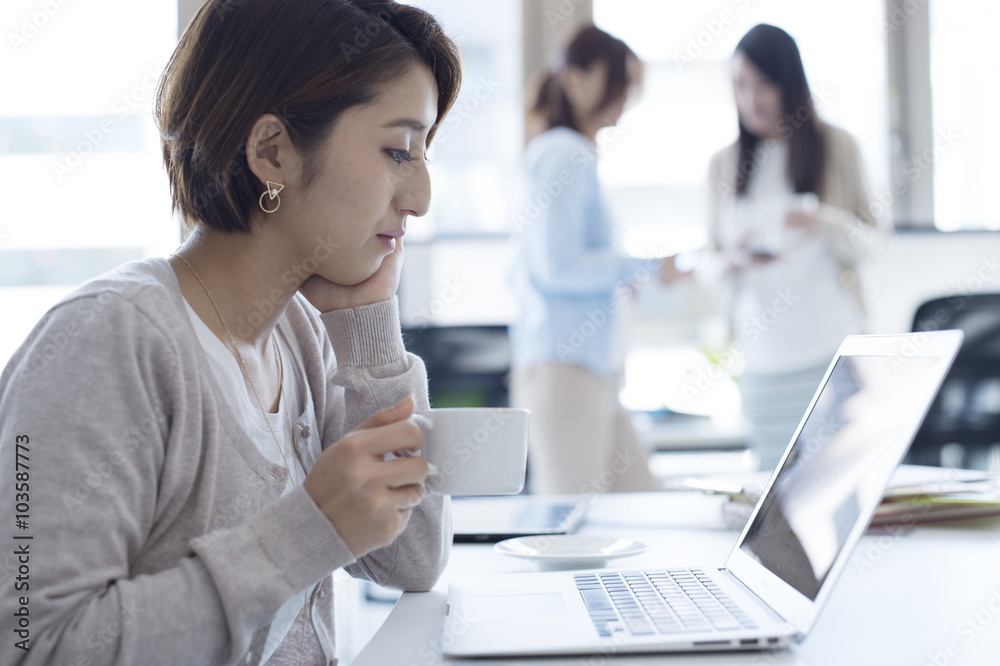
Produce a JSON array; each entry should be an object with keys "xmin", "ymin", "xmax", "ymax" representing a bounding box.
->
[{"xmin": 574, "ymin": 570, "xmax": 758, "ymax": 638}]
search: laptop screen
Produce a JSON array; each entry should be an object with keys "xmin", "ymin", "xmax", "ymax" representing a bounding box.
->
[{"xmin": 738, "ymin": 354, "xmax": 940, "ymax": 600}]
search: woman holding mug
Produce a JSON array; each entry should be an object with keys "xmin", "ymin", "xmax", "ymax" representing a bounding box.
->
[
  {"xmin": 0, "ymin": 1, "xmax": 461, "ymax": 664},
  {"xmin": 702, "ymin": 24, "xmax": 880, "ymax": 470}
]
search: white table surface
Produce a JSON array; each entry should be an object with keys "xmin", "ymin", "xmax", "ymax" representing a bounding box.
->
[{"xmin": 350, "ymin": 492, "xmax": 1000, "ymax": 666}]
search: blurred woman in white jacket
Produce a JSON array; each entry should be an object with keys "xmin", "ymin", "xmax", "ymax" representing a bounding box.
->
[{"xmin": 700, "ymin": 24, "xmax": 881, "ymax": 470}]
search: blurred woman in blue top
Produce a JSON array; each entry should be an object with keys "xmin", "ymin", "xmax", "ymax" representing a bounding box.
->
[{"xmin": 508, "ymin": 25, "xmax": 660, "ymax": 494}]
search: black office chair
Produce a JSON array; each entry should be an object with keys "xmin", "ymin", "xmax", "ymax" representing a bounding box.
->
[
  {"xmin": 906, "ymin": 294, "xmax": 1000, "ymax": 471},
  {"xmin": 401, "ymin": 325, "xmax": 511, "ymax": 408}
]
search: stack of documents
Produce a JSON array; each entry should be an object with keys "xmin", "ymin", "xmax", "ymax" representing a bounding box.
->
[{"xmin": 665, "ymin": 465, "xmax": 1000, "ymax": 528}]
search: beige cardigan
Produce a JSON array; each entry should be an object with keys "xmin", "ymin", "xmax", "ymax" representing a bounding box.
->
[
  {"xmin": 706, "ymin": 122, "xmax": 882, "ymax": 318},
  {"xmin": 0, "ymin": 258, "xmax": 449, "ymax": 665}
]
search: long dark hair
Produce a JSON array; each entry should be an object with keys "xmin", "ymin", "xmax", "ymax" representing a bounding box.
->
[
  {"xmin": 531, "ymin": 25, "xmax": 635, "ymax": 135},
  {"xmin": 734, "ymin": 24, "xmax": 824, "ymax": 197},
  {"xmin": 156, "ymin": 0, "xmax": 462, "ymax": 234}
]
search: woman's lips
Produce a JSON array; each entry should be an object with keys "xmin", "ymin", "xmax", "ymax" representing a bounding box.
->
[{"xmin": 377, "ymin": 230, "xmax": 403, "ymax": 251}]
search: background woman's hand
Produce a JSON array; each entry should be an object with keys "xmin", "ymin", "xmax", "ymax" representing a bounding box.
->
[
  {"xmin": 299, "ymin": 239, "xmax": 405, "ymax": 313},
  {"xmin": 302, "ymin": 395, "xmax": 429, "ymax": 558},
  {"xmin": 784, "ymin": 207, "xmax": 821, "ymax": 233}
]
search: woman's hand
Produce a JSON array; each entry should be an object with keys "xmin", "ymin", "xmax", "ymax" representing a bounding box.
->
[
  {"xmin": 298, "ymin": 240, "xmax": 405, "ymax": 313},
  {"xmin": 785, "ymin": 207, "xmax": 821, "ymax": 232},
  {"xmin": 303, "ymin": 395, "xmax": 429, "ymax": 558}
]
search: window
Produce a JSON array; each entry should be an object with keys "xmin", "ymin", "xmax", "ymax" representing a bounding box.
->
[
  {"xmin": 928, "ymin": 0, "xmax": 1000, "ymax": 230},
  {"xmin": 400, "ymin": 0, "xmax": 524, "ymax": 240},
  {"xmin": 396, "ymin": 1, "xmax": 523, "ymax": 332},
  {"xmin": 1, "ymin": 0, "xmax": 179, "ymax": 367}
]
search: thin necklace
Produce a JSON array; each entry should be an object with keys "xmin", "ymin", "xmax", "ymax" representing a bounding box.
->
[{"xmin": 173, "ymin": 253, "xmax": 308, "ymax": 666}]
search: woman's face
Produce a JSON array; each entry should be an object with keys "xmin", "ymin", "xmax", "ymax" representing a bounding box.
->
[
  {"xmin": 284, "ymin": 62, "xmax": 438, "ymax": 285},
  {"xmin": 732, "ymin": 51, "xmax": 784, "ymax": 139},
  {"xmin": 568, "ymin": 55, "xmax": 642, "ymax": 130}
]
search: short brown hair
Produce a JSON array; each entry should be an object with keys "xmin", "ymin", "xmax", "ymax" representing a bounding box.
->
[{"xmin": 156, "ymin": 0, "xmax": 462, "ymax": 234}]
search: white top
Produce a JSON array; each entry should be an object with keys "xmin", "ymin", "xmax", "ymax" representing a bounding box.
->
[
  {"xmin": 183, "ymin": 301, "xmax": 312, "ymax": 663},
  {"xmin": 717, "ymin": 141, "xmax": 864, "ymax": 374}
]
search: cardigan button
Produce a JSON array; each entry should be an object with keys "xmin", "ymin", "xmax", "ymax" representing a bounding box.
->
[{"xmin": 300, "ymin": 425, "xmax": 311, "ymax": 438}]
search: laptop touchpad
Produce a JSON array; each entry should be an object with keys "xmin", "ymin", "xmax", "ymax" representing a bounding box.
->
[{"xmin": 463, "ymin": 593, "xmax": 566, "ymax": 621}]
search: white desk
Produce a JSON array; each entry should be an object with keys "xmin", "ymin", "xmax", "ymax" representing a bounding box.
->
[{"xmin": 351, "ymin": 492, "xmax": 1000, "ymax": 665}]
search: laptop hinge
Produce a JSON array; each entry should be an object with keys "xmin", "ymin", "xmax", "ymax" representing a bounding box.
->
[{"xmin": 720, "ymin": 567, "xmax": 795, "ymax": 630}]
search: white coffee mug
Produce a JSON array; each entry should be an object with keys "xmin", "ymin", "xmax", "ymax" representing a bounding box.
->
[{"xmin": 407, "ymin": 408, "xmax": 529, "ymax": 495}]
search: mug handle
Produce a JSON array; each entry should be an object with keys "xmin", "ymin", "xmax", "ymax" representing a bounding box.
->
[{"xmin": 398, "ymin": 413, "xmax": 441, "ymax": 483}]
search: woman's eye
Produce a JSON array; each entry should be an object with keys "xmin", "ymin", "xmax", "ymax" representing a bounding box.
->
[{"xmin": 385, "ymin": 148, "xmax": 417, "ymax": 165}]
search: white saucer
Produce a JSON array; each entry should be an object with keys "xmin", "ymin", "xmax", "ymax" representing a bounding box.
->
[{"xmin": 494, "ymin": 535, "xmax": 647, "ymax": 570}]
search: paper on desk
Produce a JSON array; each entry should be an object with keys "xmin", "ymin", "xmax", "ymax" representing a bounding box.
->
[
  {"xmin": 690, "ymin": 465, "xmax": 1000, "ymax": 529},
  {"xmin": 665, "ymin": 464, "xmax": 996, "ymax": 501}
]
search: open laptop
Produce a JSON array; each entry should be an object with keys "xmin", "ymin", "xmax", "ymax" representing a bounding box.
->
[
  {"xmin": 453, "ymin": 495, "xmax": 590, "ymax": 543},
  {"xmin": 443, "ymin": 331, "xmax": 963, "ymax": 657}
]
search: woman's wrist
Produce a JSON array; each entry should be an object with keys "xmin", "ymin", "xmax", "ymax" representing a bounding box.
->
[{"xmin": 321, "ymin": 297, "xmax": 406, "ymax": 367}]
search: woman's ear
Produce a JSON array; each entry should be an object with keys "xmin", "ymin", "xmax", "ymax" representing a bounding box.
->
[{"xmin": 245, "ymin": 113, "xmax": 301, "ymax": 189}]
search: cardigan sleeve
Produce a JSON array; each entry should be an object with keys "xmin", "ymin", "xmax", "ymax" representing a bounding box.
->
[
  {"xmin": 815, "ymin": 125, "xmax": 885, "ymax": 267},
  {"xmin": 319, "ymin": 296, "xmax": 451, "ymax": 592}
]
